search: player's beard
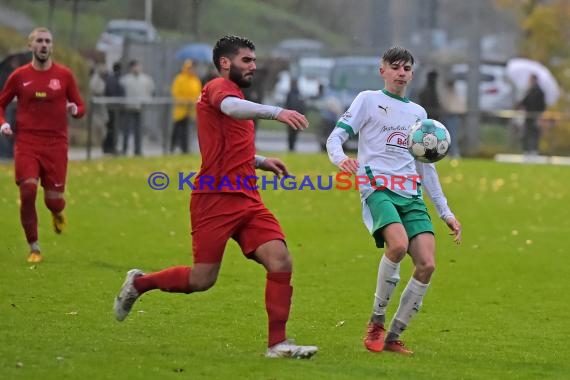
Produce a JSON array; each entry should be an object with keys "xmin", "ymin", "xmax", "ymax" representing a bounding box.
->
[
  {"xmin": 229, "ymin": 65, "xmax": 253, "ymax": 88},
  {"xmin": 34, "ymin": 49, "xmax": 51, "ymax": 64}
]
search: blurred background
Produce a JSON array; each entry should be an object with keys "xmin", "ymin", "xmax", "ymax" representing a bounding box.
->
[{"xmin": 0, "ymin": 0, "xmax": 569, "ymax": 160}]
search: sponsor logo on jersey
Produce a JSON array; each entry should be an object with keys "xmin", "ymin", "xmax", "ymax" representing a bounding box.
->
[
  {"xmin": 386, "ymin": 131, "xmax": 408, "ymax": 153},
  {"xmin": 378, "ymin": 104, "xmax": 389, "ymax": 114},
  {"xmin": 35, "ymin": 91, "xmax": 47, "ymax": 98}
]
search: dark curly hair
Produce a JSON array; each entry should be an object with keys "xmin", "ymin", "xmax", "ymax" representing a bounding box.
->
[{"xmin": 212, "ymin": 35, "xmax": 256, "ymax": 72}]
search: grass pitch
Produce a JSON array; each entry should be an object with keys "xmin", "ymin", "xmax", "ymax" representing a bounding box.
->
[{"xmin": 0, "ymin": 154, "xmax": 568, "ymax": 379}]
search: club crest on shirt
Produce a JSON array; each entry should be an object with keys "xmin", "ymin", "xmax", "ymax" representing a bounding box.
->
[{"xmin": 48, "ymin": 79, "xmax": 61, "ymax": 90}]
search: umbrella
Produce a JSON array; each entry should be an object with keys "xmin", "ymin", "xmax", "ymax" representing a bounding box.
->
[
  {"xmin": 506, "ymin": 58, "xmax": 560, "ymax": 106},
  {"xmin": 0, "ymin": 51, "xmax": 32, "ymax": 88},
  {"xmin": 175, "ymin": 43, "xmax": 213, "ymax": 63}
]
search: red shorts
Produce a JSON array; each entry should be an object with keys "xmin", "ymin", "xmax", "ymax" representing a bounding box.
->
[
  {"xmin": 190, "ymin": 193, "xmax": 285, "ymax": 264},
  {"xmin": 15, "ymin": 142, "xmax": 68, "ymax": 191}
]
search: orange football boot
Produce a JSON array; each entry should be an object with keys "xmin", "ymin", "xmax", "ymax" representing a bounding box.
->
[
  {"xmin": 52, "ymin": 212, "xmax": 66, "ymax": 234},
  {"xmin": 364, "ymin": 322, "xmax": 386, "ymax": 352},
  {"xmin": 384, "ymin": 340, "xmax": 413, "ymax": 355},
  {"xmin": 27, "ymin": 251, "xmax": 43, "ymax": 263}
]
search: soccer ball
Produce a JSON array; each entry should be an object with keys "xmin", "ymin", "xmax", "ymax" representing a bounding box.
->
[{"xmin": 406, "ymin": 119, "xmax": 451, "ymax": 163}]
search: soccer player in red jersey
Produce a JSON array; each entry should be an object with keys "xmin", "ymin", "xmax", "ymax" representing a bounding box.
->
[
  {"xmin": 114, "ymin": 35, "xmax": 317, "ymax": 359},
  {"xmin": 0, "ymin": 27, "xmax": 85, "ymax": 263}
]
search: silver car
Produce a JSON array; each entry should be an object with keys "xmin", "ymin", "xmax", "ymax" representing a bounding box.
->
[{"xmin": 96, "ymin": 19, "xmax": 159, "ymax": 52}]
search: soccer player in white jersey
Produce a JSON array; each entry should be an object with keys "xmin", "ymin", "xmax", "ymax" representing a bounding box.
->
[{"xmin": 326, "ymin": 46, "xmax": 462, "ymax": 355}]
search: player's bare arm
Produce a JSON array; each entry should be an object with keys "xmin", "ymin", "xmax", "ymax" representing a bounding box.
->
[{"xmin": 445, "ymin": 216, "xmax": 462, "ymax": 244}]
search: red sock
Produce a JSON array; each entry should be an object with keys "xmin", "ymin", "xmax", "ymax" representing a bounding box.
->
[
  {"xmin": 265, "ymin": 272, "xmax": 292, "ymax": 347},
  {"xmin": 134, "ymin": 266, "xmax": 192, "ymax": 294},
  {"xmin": 45, "ymin": 196, "xmax": 65, "ymax": 214},
  {"xmin": 19, "ymin": 183, "xmax": 38, "ymax": 244}
]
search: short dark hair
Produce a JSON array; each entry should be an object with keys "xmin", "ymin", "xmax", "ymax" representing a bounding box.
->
[
  {"xmin": 212, "ymin": 35, "xmax": 255, "ymax": 72},
  {"xmin": 382, "ymin": 46, "xmax": 415, "ymax": 66}
]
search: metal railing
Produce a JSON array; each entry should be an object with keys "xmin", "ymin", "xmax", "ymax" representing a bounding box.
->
[{"xmin": 86, "ymin": 96, "xmax": 195, "ymax": 160}]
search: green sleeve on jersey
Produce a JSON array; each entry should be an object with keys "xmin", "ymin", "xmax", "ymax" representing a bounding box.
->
[{"xmin": 336, "ymin": 121, "xmax": 356, "ymax": 138}]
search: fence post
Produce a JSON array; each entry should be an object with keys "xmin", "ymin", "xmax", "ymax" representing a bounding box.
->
[{"xmin": 86, "ymin": 98, "xmax": 94, "ymax": 161}]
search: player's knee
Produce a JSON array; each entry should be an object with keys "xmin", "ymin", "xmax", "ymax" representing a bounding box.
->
[
  {"xmin": 417, "ymin": 260, "xmax": 436, "ymax": 277},
  {"xmin": 189, "ymin": 265, "xmax": 220, "ymax": 292},
  {"xmin": 265, "ymin": 248, "xmax": 292, "ymax": 273},
  {"xmin": 274, "ymin": 251, "xmax": 293, "ymax": 272},
  {"xmin": 192, "ymin": 275, "xmax": 217, "ymax": 292},
  {"xmin": 19, "ymin": 182, "xmax": 38, "ymax": 203},
  {"xmin": 386, "ymin": 242, "xmax": 408, "ymax": 261},
  {"xmin": 44, "ymin": 196, "xmax": 65, "ymax": 214}
]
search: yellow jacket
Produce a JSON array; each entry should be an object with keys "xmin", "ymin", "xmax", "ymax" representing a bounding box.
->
[{"xmin": 171, "ymin": 64, "xmax": 202, "ymax": 121}]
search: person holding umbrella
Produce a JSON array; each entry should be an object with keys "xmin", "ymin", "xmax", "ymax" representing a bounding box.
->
[{"xmin": 517, "ymin": 74, "xmax": 546, "ymax": 155}]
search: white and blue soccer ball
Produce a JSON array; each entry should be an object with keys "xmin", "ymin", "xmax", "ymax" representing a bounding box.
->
[{"xmin": 406, "ymin": 119, "xmax": 451, "ymax": 163}]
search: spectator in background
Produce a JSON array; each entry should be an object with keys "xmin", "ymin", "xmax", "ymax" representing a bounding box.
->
[
  {"xmin": 88, "ymin": 64, "xmax": 108, "ymax": 148},
  {"xmin": 202, "ymin": 64, "xmax": 219, "ymax": 85},
  {"xmin": 170, "ymin": 59, "xmax": 202, "ymax": 154},
  {"xmin": 103, "ymin": 62, "xmax": 125, "ymax": 155},
  {"xmin": 517, "ymin": 74, "xmax": 546, "ymax": 155},
  {"xmin": 418, "ymin": 70, "xmax": 441, "ymax": 121},
  {"xmin": 285, "ymin": 78, "xmax": 306, "ymax": 152},
  {"xmin": 120, "ymin": 60, "xmax": 155, "ymax": 156},
  {"xmin": 0, "ymin": 54, "xmax": 22, "ymax": 159},
  {"xmin": 441, "ymin": 77, "xmax": 465, "ymax": 158}
]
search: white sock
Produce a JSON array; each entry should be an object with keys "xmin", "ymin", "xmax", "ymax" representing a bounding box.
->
[
  {"xmin": 371, "ymin": 255, "xmax": 400, "ymax": 324},
  {"xmin": 388, "ymin": 277, "xmax": 429, "ymax": 340},
  {"xmin": 29, "ymin": 241, "xmax": 40, "ymax": 253}
]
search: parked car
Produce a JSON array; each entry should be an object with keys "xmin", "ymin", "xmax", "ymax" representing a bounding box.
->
[
  {"xmin": 270, "ymin": 38, "xmax": 326, "ymax": 60},
  {"xmin": 96, "ymin": 19, "xmax": 159, "ymax": 53},
  {"xmin": 271, "ymin": 57, "xmax": 334, "ymax": 105},
  {"xmin": 317, "ymin": 56, "xmax": 384, "ymax": 151},
  {"xmin": 451, "ymin": 63, "xmax": 515, "ymax": 112}
]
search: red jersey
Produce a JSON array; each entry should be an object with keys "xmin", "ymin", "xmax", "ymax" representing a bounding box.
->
[
  {"xmin": 0, "ymin": 62, "xmax": 85, "ymax": 145},
  {"xmin": 194, "ymin": 77, "xmax": 259, "ymax": 199}
]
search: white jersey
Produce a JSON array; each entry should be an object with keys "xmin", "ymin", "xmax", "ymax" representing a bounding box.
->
[{"xmin": 326, "ymin": 89, "xmax": 454, "ymax": 221}]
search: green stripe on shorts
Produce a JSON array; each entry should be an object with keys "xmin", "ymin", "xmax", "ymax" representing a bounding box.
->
[{"xmin": 365, "ymin": 189, "xmax": 433, "ymax": 248}]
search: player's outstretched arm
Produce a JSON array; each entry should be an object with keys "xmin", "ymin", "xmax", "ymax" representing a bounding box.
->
[
  {"xmin": 274, "ymin": 109, "xmax": 309, "ymax": 131},
  {"xmin": 220, "ymin": 97, "xmax": 307, "ymax": 130}
]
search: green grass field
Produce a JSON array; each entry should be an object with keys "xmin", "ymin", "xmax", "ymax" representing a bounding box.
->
[{"xmin": 0, "ymin": 154, "xmax": 568, "ymax": 379}]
